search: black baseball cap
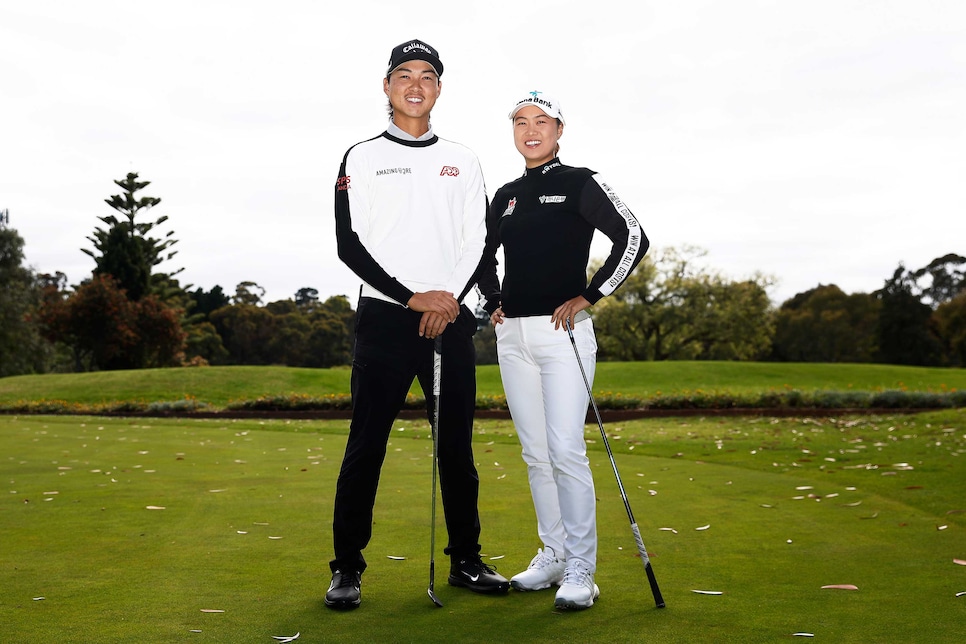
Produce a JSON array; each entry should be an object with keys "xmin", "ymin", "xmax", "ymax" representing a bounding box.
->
[{"xmin": 386, "ymin": 39, "xmax": 443, "ymax": 78}]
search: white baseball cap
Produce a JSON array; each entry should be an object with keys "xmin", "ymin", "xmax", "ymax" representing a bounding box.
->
[{"xmin": 508, "ymin": 91, "xmax": 565, "ymax": 124}]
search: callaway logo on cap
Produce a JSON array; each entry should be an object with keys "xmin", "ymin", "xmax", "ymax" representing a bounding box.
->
[
  {"xmin": 387, "ymin": 39, "xmax": 444, "ymax": 78},
  {"xmin": 508, "ymin": 90, "xmax": 565, "ymax": 125}
]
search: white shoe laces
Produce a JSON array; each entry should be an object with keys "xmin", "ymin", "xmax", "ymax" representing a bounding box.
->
[
  {"xmin": 529, "ymin": 548, "xmax": 559, "ymax": 570},
  {"xmin": 561, "ymin": 560, "xmax": 592, "ymax": 588}
]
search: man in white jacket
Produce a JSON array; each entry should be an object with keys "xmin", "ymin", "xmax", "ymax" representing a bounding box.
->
[{"xmin": 325, "ymin": 38, "xmax": 509, "ymax": 610}]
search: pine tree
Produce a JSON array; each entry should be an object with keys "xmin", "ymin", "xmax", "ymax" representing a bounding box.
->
[{"xmin": 82, "ymin": 172, "xmax": 182, "ymax": 301}]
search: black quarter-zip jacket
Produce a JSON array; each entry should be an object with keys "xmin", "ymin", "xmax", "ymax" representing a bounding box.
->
[{"xmin": 478, "ymin": 158, "xmax": 648, "ymax": 317}]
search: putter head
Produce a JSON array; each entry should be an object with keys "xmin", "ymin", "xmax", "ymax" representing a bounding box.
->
[{"xmin": 427, "ymin": 588, "xmax": 443, "ymax": 607}]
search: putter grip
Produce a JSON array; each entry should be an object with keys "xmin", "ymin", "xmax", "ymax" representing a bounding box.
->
[
  {"xmin": 632, "ymin": 522, "xmax": 666, "ymax": 608},
  {"xmin": 631, "ymin": 522, "xmax": 650, "ymax": 565},
  {"xmin": 433, "ymin": 337, "xmax": 442, "ymax": 396}
]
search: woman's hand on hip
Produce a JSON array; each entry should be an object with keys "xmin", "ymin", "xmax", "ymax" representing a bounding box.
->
[{"xmin": 551, "ymin": 296, "xmax": 590, "ymax": 331}]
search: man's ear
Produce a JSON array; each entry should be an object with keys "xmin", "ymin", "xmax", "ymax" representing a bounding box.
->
[{"xmin": 383, "ymin": 77, "xmax": 390, "ymax": 96}]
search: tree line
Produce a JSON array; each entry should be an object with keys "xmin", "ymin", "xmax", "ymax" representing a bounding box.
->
[{"xmin": 2, "ymin": 174, "xmax": 964, "ymax": 377}]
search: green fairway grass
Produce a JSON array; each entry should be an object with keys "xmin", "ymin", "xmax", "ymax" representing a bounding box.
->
[
  {"xmin": 1, "ymin": 362, "xmax": 964, "ymax": 409},
  {"xmin": 3, "ymin": 410, "xmax": 965, "ymax": 642}
]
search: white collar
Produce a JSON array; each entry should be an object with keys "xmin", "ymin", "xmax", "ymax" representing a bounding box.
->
[{"xmin": 387, "ymin": 121, "xmax": 434, "ymax": 142}]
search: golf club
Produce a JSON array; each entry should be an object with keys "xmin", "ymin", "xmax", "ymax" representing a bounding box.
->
[
  {"xmin": 427, "ymin": 335, "xmax": 444, "ymax": 608},
  {"xmin": 564, "ymin": 318, "xmax": 666, "ymax": 609}
]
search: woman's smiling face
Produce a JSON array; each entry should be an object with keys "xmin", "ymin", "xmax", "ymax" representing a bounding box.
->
[{"xmin": 512, "ymin": 105, "xmax": 564, "ymax": 168}]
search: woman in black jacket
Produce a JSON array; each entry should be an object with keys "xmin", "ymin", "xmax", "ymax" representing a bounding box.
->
[{"xmin": 478, "ymin": 91, "xmax": 649, "ymax": 610}]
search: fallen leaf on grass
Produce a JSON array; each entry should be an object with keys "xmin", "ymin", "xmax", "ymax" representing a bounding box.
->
[
  {"xmin": 268, "ymin": 536, "xmax": 283, "ymax": 540},
  {"xmin": 33, "ymin": 597, "xmax": 45, "ymax": 601},
  {"xmin": 956, "ymin": 591, "xmax": 966, "ymax": 597},
  {"xmin": 691, "ymin": 590, "xmax": 723, "ymax": 595},
  {"xmin": 792, "ymin": 634, "xmax": 815, "ymax": 638},
  {"xmin": 489, "ymin": 555, "xmax": 505, "ymax": 560},
  {"xmin": 842, "ymin": 501, "xmax": 862, "ymax": 507},
  {"xmin": 821, "ymin": 584, "xmax": 858, "ymax": 590},
  {"xmin": 695, "ymin": 524, "xmax": 711, "ymax": 531},
  {"xmin": 954, "ymin": 559, "xmax": 966, "ymax": 566},
  {"xmin": 659, "ymin": 527, "xmax": 678, "ymax": 534},
  {"xmin": 273, "ymin": 634, "xmax": 300, "ymax": 643},
  {"xmin": 938, "ymin": 525, "xmax": 948, "ymax": 531},
  {"xmin": 145, "ymin": 506, "xmax": 166, "ymax": 510},
  {"xmin": 200, "ymin": 609, "xmax": 225, "ymax": 613},
  {"xmin": 387, "ymin": 555, "xmax": 406, "ymax": 560},
  {"xmin": 860, "ymin": 512, "xmax": 879, "ymax": 519}
]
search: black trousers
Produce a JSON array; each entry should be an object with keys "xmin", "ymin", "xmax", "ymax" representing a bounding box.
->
[{"xmin": 330, "ymin": 297, "xmax": 482, "ymax": 573}]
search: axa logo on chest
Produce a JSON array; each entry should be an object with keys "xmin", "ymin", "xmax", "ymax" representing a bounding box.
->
[{"xmin": 440, "ymin": 166, "xmax": 460, "ymax": 176}]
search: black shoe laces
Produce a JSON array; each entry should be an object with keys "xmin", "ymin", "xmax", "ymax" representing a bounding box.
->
[
  {"xmin": 463, "ymin": 557, "xmax": 499, "ymax": 575},
  {"xmin": 335, "ymin": 570, "xmax": 360, "ymax": 588}
]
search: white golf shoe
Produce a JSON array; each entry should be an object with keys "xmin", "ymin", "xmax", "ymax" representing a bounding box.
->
[
  {"xmin": 554, "ymin": 560, "xmax": 600, "ymax": 610},
  {"xmin": 509, "ymin": 547, "xmax": 566, "ymax": 591}
]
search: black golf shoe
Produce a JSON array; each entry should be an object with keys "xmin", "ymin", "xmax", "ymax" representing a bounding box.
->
[
  {"xmin": 448, "ymin": 555, "xmax": 510, "ymax": 594},
  {"xmin": 324, "ymin": 569, "xmax": 362, "ymax": 609}
]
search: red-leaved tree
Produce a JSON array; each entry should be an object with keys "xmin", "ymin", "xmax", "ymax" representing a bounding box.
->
[{"xmin": 37, "ymin": 274, "xmax": 185, "ymax": 371}]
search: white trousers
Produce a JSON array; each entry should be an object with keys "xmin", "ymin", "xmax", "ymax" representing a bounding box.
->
[{"xmin": 495, "ymin": 315, "xmax": 598, "ymax": 570}]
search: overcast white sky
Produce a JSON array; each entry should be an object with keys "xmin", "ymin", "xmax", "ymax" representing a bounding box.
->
[{"xmin": 3, "ymin": 0, "xmax": 964, "ymax": 309}]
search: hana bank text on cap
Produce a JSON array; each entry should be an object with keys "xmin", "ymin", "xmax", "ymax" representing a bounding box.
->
[{"xmin": 509, "ymin": 91, "xmax": 565, "ymax": 125}]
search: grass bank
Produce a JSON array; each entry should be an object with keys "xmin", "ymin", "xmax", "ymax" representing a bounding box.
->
[{"xmin": 2, "ymin": 362, "xmax": 965, "ymax": 415}]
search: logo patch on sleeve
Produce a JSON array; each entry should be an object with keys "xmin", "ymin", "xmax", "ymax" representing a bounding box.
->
[
  {"xmin": 538, "ymin": 195, "xmax": 566, "ymax": 204},
  {"xmin": 502, "ymin": 197, "xmax": 517, "ymax": 217}
]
